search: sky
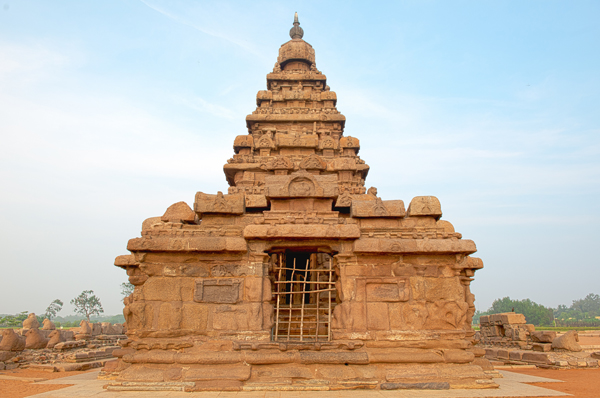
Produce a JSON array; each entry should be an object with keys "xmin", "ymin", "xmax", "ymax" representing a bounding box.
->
[{"xmin": 1, "ymin": 1, "xmax": 599, "ymax": 317}]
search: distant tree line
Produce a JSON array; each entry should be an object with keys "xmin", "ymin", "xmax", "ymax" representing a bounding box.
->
[
  {"xmin": 1, "ymin": 283, "xmax": 135, "ymax": 328},
  {"xmin": 474, "ymin": 293, "xmax": 600, "ymax": 327},
  {"xmin": 1, "ymin": 289, "xmax": 115, "ymax": 328}
]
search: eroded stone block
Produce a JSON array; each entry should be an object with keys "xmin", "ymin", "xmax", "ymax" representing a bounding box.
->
[{"xmin": 195, "ymin": 279, "xmax": 243, "ymax": 304}]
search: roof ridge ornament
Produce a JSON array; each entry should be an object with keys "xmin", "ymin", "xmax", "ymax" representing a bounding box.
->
[{"xmin": 289, "ymin": 12, "xmax": 304, "ymax": 40}]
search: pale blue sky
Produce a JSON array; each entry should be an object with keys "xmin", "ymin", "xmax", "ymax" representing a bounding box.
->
[{"xmin": 1, "ymin": 1, "xmax": 598, "ymax": 316}]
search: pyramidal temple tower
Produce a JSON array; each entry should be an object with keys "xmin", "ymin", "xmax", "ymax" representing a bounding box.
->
[{"xmin": 110, "ymin": 14, "xmax": 495, "ymax": 391}]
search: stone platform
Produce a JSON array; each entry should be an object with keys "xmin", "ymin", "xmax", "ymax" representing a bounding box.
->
[{"xmin": 21, "ymin": 369, "xmax": 568, "ymax": 397}]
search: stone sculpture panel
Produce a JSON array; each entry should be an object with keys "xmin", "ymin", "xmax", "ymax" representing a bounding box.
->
[{"xmin": 194, "ymin": 279, "xmax": 243, "ymax": 304}]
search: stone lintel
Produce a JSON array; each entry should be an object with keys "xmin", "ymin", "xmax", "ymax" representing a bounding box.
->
[
  {"xmin": 245, "ymin": 194, "xmax": 268, "ymax": 208},
  {"xmin": 353, "ymin": 238, "xmax": 476, "ymax": 254},
  {"xmin": 245, "ymin": 114, "xmax": 346, "ymax": 126},
  {"xmin": 243, "ymin": 224, "xmax": 360, "ymax": 240},
  {"xmin": 127, "ymin": 237, "xmax": 247, "ymax": 253},
  {"xmin": 194, "ymin": 192, "xmax": 244, "ymax": 215},
  {"xmin": 266, "ymin": 72, "xmax": 327, "ymax": 82},
  {"xmin": 351, "ymin": 199, "xmax": 406, "ymax": 218},
  {"xmin": 265, "ymin": 171, "xmax": 338, "ymax": 198},
  {"xmin": 122, "ymin": 346, "xmax": 474, "ymax": 366},
  {"xmin": 114, "ymin": 254, "xmax": 136, "ymax": 268}
]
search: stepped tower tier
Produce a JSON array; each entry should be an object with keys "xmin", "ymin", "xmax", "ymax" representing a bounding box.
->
[{"xmin": 225, "ymin": 15, "xmax": 369, "ymax": 196}]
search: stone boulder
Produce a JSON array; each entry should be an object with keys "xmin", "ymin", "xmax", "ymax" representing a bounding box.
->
[
  {"xmin": 0, "ymin": 329, "xmax": 26, "ymax": 351},
  {"xmin": 25, "ymin": 328, "xmax": 49, "ymax": 349},
  {"xmin": 0, "ymin": 350, "xmax": 17, "ymax": 362},
  {"xmin": 551, "ymin": 330, "xmax": 582, "ymax": 352},
  {"xmin": 112, "ymin": 323, "xmax": 124, "ymax": 335},
  {"xmin": 91, "ymin": 322, "xmax": 102, "ymax": 336},
  {"xmin": 22, "ymin": 313, "xmax": 40, "ymax": 330},
  {"xmin": 61, "ymin": 330, "xmax": 75, "ymax": 341},
  {"xmin": 46, "ymin": 330, "xmax": 64, "ymax": 349},
  {"xmin": 42, "ymin": 318, "xmax": 56, "ymax": 330},
  {"xmin": 531, "ymin": 331, "xmax": 556, "ymax": 343}
]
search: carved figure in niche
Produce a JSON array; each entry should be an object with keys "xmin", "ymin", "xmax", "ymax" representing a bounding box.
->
[
  {"xmin": 214, "ymin": 191, "xmax": 228, "ymax": 212},
  {"xmin": 402, "ymin": 302, "xmax": 428, "ymax": 330},
  {"xmin": 372, "ymin": 198, "xmax": 388, "ymax": 216},
  {"xmin": 289, "ymin": 178, "xmax": 314, "ymax": 196},
  {"xmin": 321, "ymin": 136, "xmax": 334, "ymax": 149},
  {"xmin": 299, "ymin": 154, "xmax": 325, "ymax": 170},
  {"xmin": 257, "ymin": 136, "xmax": 273, "ymax": 148},
  {"xmin": 335, "ymin": 192, "xmax": 353, "ymax": 207},
  {"xmin": 464, "ymin": 285, "xmax": 476, "ymax": 328},
  {"xmin": 424, "ymin": 301, "xmax": 468, "ymax": 330},
  {"xmin": 367, "ymin": 187, "xmax": 378, "ymax": 198},
  {"xmin": 292, "ymin": 132, "xmax": 302, "ymax": 145},
  {"xmin": 124, "ymin": 296, "xmax": 146, "ymax": 330},
  {"xmin": 270, "ymin": 156, "xmax": 293, "ymax": 170}
]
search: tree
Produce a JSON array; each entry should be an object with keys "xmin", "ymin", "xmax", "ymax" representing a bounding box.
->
[
  {"xmin": 120, "ymin": 282, "xmax": 134, "ymax": 298},
  {"xmin": 487, "ymin": 297, "xmax": 554, "ymax": 326},
  {"xmin": 554, "ymin": 293, "xmax": 600, "ymax": 327},
  {"xmin": 0, "ymin": 311, "xmax": 28, "ymax": 327},
  {"xmin": 44, "ymin": 299, "xmax": 64, "ymax": 320},
  {"xmin": 70, "ymin": 290, "xmax": 104, "ymax": 322},
  {"xmin": 571, "ymin": 293, "xmax": 600, "ymax": 316}
]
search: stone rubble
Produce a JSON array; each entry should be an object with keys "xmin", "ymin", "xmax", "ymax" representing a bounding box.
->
[
  {"xmin": 0, "ymin": 313, "xmax": 126, "ymax": 372},
  {"xmin": 477, "ymin": 312, "xmax": 599, "ymax": 369}
]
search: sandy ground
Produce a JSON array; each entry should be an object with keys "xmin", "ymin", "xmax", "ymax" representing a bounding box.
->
[
  {"xmin": 0, "ymin": 368, "xmax": 89, "ymax": 398},
  {"xmin": 1, "ymin": 365, "xmax": 600, "ymax": 398},
  {"xmin": 577, "ymin": 335, "xmax": 600, "ymax": 345},
  {"xmin": 508, "ymin": 367, "xmax": 600, "ymax": 398}
]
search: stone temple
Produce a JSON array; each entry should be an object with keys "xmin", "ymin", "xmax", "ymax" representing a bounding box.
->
[{"xmin": 111, "ymin": 14, "xmax": 495, "ymax": 391}]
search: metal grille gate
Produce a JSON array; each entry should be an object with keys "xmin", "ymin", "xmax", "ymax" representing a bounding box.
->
[{"xmin": 272, "ymin": 252, "xmax": 335, "ymax": 342}]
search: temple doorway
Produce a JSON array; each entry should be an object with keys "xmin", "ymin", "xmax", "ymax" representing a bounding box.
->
[{"xmin": 270, "ymin": 251, "xmax": 336, "ymax": 342}]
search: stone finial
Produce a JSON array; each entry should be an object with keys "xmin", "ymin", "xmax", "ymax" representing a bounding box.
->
[{"xmin": 289, "ymin": 12, "xmax": 304, "ymax": 39}]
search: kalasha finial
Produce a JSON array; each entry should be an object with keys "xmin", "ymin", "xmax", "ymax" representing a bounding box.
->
[{"xmin": 289, "ymin": 12, "xmax": 304, "ymax": 40}]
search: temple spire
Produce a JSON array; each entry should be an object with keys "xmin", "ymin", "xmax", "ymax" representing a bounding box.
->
[{"xmin": 289, "ymin": 12, "xmax": 304, "ymax": 40}]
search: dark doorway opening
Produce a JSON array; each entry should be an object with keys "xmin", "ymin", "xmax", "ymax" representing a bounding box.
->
[{"xmin": 270, "ymin": 251, "xmax": 336, "ymax": 342}]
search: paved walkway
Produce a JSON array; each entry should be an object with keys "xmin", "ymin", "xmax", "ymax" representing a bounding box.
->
[{"xmin": 28, "ymin": 370, "xmax": 569, "ymax": 398}]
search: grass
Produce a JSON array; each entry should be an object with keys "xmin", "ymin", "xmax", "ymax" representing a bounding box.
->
[{"xmin": 472, "ymin": 325, "xmax": 600, "ymax": 331}]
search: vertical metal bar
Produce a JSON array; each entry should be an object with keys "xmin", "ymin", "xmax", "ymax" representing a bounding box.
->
[
  {"xmin": 274, "ymin": 253, "xmax": 283, "ymax": 341},
  {"xmin": 327, "ymin": 256, "xmax": 332, "ymax": 341}
]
